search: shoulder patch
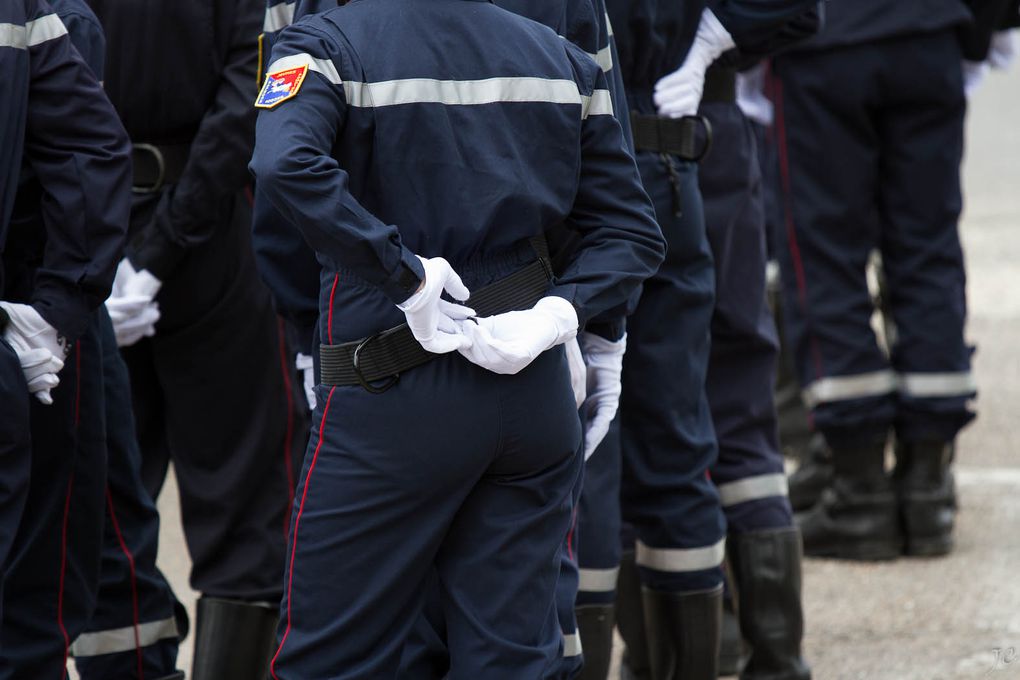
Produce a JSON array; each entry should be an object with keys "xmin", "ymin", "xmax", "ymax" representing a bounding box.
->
[{"xmin": 255, "ymin": 64, "xmax": 309, "ymax": 109}]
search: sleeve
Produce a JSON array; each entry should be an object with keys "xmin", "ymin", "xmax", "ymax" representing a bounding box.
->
[
  {"xmin": 710, "ymin": 0, "xmax": 821, "ymax": 51},
  {"xmin": 249, "ymin": 21, "xmax": 425, "ymax": 305},
  {"xmin": 54, "ymin": 6, "xmax": 105, "ymax": 79},
  {"xmin": 126, "ymin": 0, "xmax": 262, "ymax": 278},
  {"xmin": 23, "ymin": 0, "xmax": 131, "ymax": 338},
  {"xmin": 546, "ymin": 63, "xmax": 665, "ymax": 326},
  {"xmin": 959, "ymin": 0, "xmax": 1020, "ymax": 60}
]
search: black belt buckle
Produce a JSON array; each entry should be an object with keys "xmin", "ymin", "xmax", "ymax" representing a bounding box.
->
[
  {"xmin": 132, "ymin": 143, "xmax": 166, "ymax": 194},
  {"xmin": 352, "ymin": 332, "xmax": 401, "ymax": 394},
  {"xmin": 674, "ymin": 115, "xmax": 713, "ymax": 163}
]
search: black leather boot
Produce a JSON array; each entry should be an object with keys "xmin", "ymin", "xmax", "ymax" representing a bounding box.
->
[
  {"xmin": 577, "ymin": 604, "xmax": 615, "ymax": 680},
  {"xmin": 787, "ymin": 434, "xmax": 833, "ymax": 512},
  {"xmin": 894, "ymin": 439, "xmax": 956, "ymax": 557},
  {"xmin": 729, "ymin": 529, "xmax": 811, "ymax": 680},
  {"xmin": 191, "ymin": 597, "xmax": 279, "ymax": 680},
  {"xmin": 616, "ymin": 551, "xmax": 651, "ymax": 680},
  {"xmin": 796, "ymin": 435, "xmax": 902, "ymax": 561},
  {"xmin": 718, "ymin": 593, "xmax": 742, "ymax": 676},
  {"xmin": 153, "ymin": 674, "xmax": 186, "ymax": 680},
  {"xmin": 642, "ymin": 584, "xmax": 723, "ymax": 680}
]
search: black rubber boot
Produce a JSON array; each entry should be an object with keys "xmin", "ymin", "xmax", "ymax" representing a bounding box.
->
[
  {"xmin": 787, "ymin": 435, "xmax": 833, "ymax": 512},
  {"xmin": 796, "ymin": 436, "xmax": 902, "ymax": 561},
  {"xmin": 718, "ymin": 593, "xmax": 742, "ymax": 676},
  {"xmin": 729, "ymin": 529, "xmax": 811, "ymax": 680},
  {"xmin": 577, "ymin": 604, "xmax": 615, "ymax": 680},
  {"xmin": 642, "ymin": 584, "xmax": 723, "ymax": 680},
  {"xmin": 616, "ymin": 551, "xmax": 651, "ymax": 680},
  {"xmin": 191, "ymin": 597, "xmax": 279, "ymax": 680},
  {"xmin": 153, "ymin": 674, "xmax": 186, "ymax": 680},
  {"xmin": 894, "ymin": 439, "xmax": 956, "ymax": 557}
]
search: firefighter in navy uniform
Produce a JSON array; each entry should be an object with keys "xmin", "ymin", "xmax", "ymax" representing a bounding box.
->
[
  {"xmin": 0, "ymin": 0, "xmax": 134, "ymax": 676},
  {"xmin": 774, "ymin": 0, "xmax": 1019, "ymax": 561},
  {"xmin": 85, "ymin": 0, "xmax": 308, "ymax": 677}
]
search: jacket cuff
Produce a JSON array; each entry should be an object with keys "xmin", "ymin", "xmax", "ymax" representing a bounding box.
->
[
  {"xmin": 382, "ymin": 247, "xmax": 426, "ymax": 305},
  {"xmin": 584, "ymin": 318, "xmax": 627, "ymax": 342},
  {"xmin": 31, "ymin": 277, "xmax": 91, "ymax": 341}
]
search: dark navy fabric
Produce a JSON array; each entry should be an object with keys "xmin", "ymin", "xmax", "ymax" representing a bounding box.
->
[
  {"xmin": 0, "ymin": 343, "xmax": 30, "ymax": 623},
  {"xmin": 0, "ymin": 0, "xmax": 130, "ymax": 340},
  {"xmin": 773, "ymin": 29, "xmax": 975, "ymax": 444},
  {"xmin": 797, "ymin": 0, "xmax": 972, "ymax": 52},
  {"xmin": 74, "ymin": 315, "xmax": 180, "ymax": 680},
  {"xmin": 575, "ymin": 417, "xmax": 622, "ymax": 608},
  {"xmin": 0, "ymin": 313, "xmax": 108, "ymax": 679},
  {"xmin": 700, "ymin": 101, "xmax": 792, "ymax": 534}
]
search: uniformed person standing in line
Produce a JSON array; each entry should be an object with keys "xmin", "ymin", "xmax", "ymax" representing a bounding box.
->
[
  {"xmin": 773, "ymin": 0, "xmax": 1018, "ymax": 561},
  {"xmin": 0, "ymin": 0, "xmax": 133, "ymax": 675},
  {"xmin": 250, "ymin": 0, "xmax": 665, "ymax": 675},
  {"xmin": 85, "ymin": 0, "xmax": 308, "ymax": 676}
]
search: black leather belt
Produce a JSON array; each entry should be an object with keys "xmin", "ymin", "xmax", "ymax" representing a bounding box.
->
[
  {"xmin": 702, "ymin": 65, "xmax": 737, "ymax": 104},
  {"xmin": 630, "ymin": 113, "xmax": 713, "ymax": 162},
  {"xmin": 131, "ymin": 143, "xmax": 191, "ymax": 193},
  {"xmin": 320, "ymin": 237, "xmax": 552, "ymax": 393}
]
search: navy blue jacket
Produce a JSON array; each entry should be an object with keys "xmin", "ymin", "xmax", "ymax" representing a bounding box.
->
[
  {"xmin": 797, "ymin": 0, "xmax": 972, "ymax": 52},
  {"xmin": 1, "ymin": 0, "xmax": 130, "ymax": 339},
  {"xmin": 88, "ymin": 0, "xmax": 263, "ymax": 279},
  {"xmin": 250, "ymin": 0, "xmax": 664, "ymax": 346},
  {"xmin": 254, "ymin": 0, "xmax": 635, "ymax": 347}
]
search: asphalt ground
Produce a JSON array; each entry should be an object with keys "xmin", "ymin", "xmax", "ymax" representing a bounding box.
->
[{"xmin": 69, "ymin": 63, "xmax": 1020, "ymax": 679}]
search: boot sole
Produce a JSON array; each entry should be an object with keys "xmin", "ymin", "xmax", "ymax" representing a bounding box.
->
[
  {"xmin": 804, "ymin": 539, "xmax": 902, "ymax": 562},
  {"xmin": 903, "ymin": 534, "xmax": 953, "ymax": 557}
]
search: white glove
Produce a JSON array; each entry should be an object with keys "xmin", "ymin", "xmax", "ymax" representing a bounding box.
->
[
  {"xmin": 580, "ymin": 332, "xmax": 626, "ymax": 461},
  {"xmin": 398, "ymin": 256, "xmax": 475, "ymax": 354},
  {"xmin": 457, "ymin": 296, "xmax": 578, "ymax": 375},
  {"xmin": 653, "ymin": 10, "xmax": 735, "ymax": 118},
  {"xmin": 295, "ymin": 352, "xmax": 316, "ymax": 410},
  {"xmin": 989, "ymin": 30, "xmax": 1018, "ymax": 70},
  {"xmin": 0, "ymin": 301, "xmax": 67, "ymax": 405},
  {"xmin": 565, "ymin": 338, "xmax": 587, "ymax": 408},
  {"xmin": 962, "ymin": 60, "xmax": 988, "ymax": 97},
  {"xmin": 736, "ymin": 63, "xmax": 774, "ymax": 127},
  {"xmin": 106, "ymin": 258, "xmax": 162, "ymax": 347}
]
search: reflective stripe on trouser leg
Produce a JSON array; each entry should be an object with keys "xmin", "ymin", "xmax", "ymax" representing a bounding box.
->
[
  {"xmin": 576, "ymin": 417, "xmax": 622, "ymax": 607},
  {"xmin": 71, "ymin": 616, "xmax": 179, "ymax": 657},
  {"xmin": 620, "ymin": 148, "xmax": 726, "ymax": 593},
  {"xmin": 635, "ymin": 538, "xmax": 726, "ymax": 575}
]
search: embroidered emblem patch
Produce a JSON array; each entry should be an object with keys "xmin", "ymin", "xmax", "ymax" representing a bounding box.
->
[{"xmin": 255, "ymin": 64, "xmax": 309, "ymax": 109}]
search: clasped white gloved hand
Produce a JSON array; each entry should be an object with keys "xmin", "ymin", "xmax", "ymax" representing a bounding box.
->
[
  {"xmin": 989, "ymin": 30, "xmax": 1018, "ymax": 70},
  {"xmin": 653, "ymin": 9, "xmax": 735, "ymax": 118},
  {"xmin": 458, "ymin": 296, "xmax": 578, "ymax": 375},
  {"xmin": 295, "ymin": 352, "xmax": 316, "ymax": 410},
  {"xmin": 565, "ymin": 338, "xmax": 587, "ymax": 408},
  {"xmin": 962, "ymin": 60, "xmax": 988, "ymax": 96},
  {"xmin": 106, "ymin": 258, "xmax": 162, "ymax": 347},
  {"xmin": 0, "ymin": 301, "xmax": 67, "ymax": 405},
  {"xmin": 398, "ymin": 256, "xmax": 475, "ymax": 354},
  {"xmin": 580, "ymin": 332, "xmax": 626, "ymax": 461}
]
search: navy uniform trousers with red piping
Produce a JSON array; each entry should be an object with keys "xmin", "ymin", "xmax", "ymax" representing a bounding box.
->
[
  {"xmin": 771, "ymin": 30, "xmax": 975, "ymax": 446},
  {"xmin": 699, "ymin": 100, "xmax": 793, "ymax": 534},
  {"xmin": 73, "ymin": 314, "xmax": 180, "ymax": 680},
  {"xmin": 121, "ymin": 189, "xmax": 306, "ymax": 604},
  {"xmin": 0, "ymin": 339, "xmax": 30, "ymax": 621},
  {"xmin": 0, "ymin": 310, "xmax": 106, "ymax": 679}
]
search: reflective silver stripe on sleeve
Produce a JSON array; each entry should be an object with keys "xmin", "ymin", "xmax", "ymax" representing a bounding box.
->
[
  {"xmin": 635, "ymin": 538, "xmax": 726, "ymax": 573},
  {"xmin": 590, "ymin": 45, "xmax": 613, "ymax": 73},
  {"xmin": 0, "ymin": 23, "xmax": 27, "ymax": 50},
  {"xmin": 578, "ymin": 567, "xmax": 620, "ymax": 593},
  {"xmin": 582, "ymin": 88, "xmax": 614, "ymax": 118},
  {"xmin": 717, "ymin": 474, "xmax": 788, "ymax": 507},
  {"xmin": 605, "ymin": 13, "xmax": 614, "ymax": 38},
  {"xmin": 562, "ymin": 632, "xmax": 583, "ymax": 657},
  {"xmin": 264, "ymin": 1, "xmax": 296, "ymax": 33},
  {"xmin": 266, "ymin": 52, "xmax": 342, "ymax": 85},
  {"xmin": 26, "ymin": 13, "xmax": 67, "ymax": 47},
  {"xmin": 802, "ymin": 369, "xmax": 897, "ymax": 409},
  {"xmin": 71, "ymin": 616, "xmax": 179, "ymax": 657},
  {"xmin": 898, "ymin": 371, "xmax": 976, "ymax": 398},
  {"xmin": 344, "ymin": 77, "xmax": 588, "ymax": 110}
]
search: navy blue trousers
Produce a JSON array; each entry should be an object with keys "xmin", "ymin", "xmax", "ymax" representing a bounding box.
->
[
  {"xmin": 574, "ymin": 417, "xmax": 622, "ymax": 609},
  {"xmin": 772, "ymin": 30, "xmax": 975, "ymax": 444},
  {"xmin": 74, "ymin": 315, "xmax": 180, "ymax": 679},
  {"xmin": 0, "ymin": 337, "xmax": 30, "ymax": 624},
  {"xmin": 272, "ymin": 346, "xmax": 582, "ymax": 679},
  {"xmin": 618, "ymin": 97, "xmax": 726, "ymax": 593},
  {"xmin": 700, "ymin": 101, "xmax": 793, "ymax": 534},
  {"xmin": 123, "ymin": 190, "xmax": 305, "ymax": 602},
  {"xmin": 0, "ymin": 312, "xmax": 107, "ymax": 679}
]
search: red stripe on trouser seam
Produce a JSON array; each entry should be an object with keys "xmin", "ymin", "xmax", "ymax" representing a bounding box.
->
[
  {"xmin": 106, "ymin": 487, "xmax": 144, "ymax": 679},
  {"xmin": 276, "ymin": 318, "xmax": 296, "ymax": 537},
  {"xmin": 773, "ymin": 77, "xmax": 824, "ymax": 381},
  {"xmin": 327, "ymin": 274, "xmax": 340, "ymax": 345},
  {"xmin": 270, "ymin": 386, "xmax": 337, "ymax": 680},
  {"xmin": 58, "ymin": 341, "xmax": 82, "ymax": 678},
  {"xmin": 566, "ymin": 508, "xmax": 577, "ymax": 561}
]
